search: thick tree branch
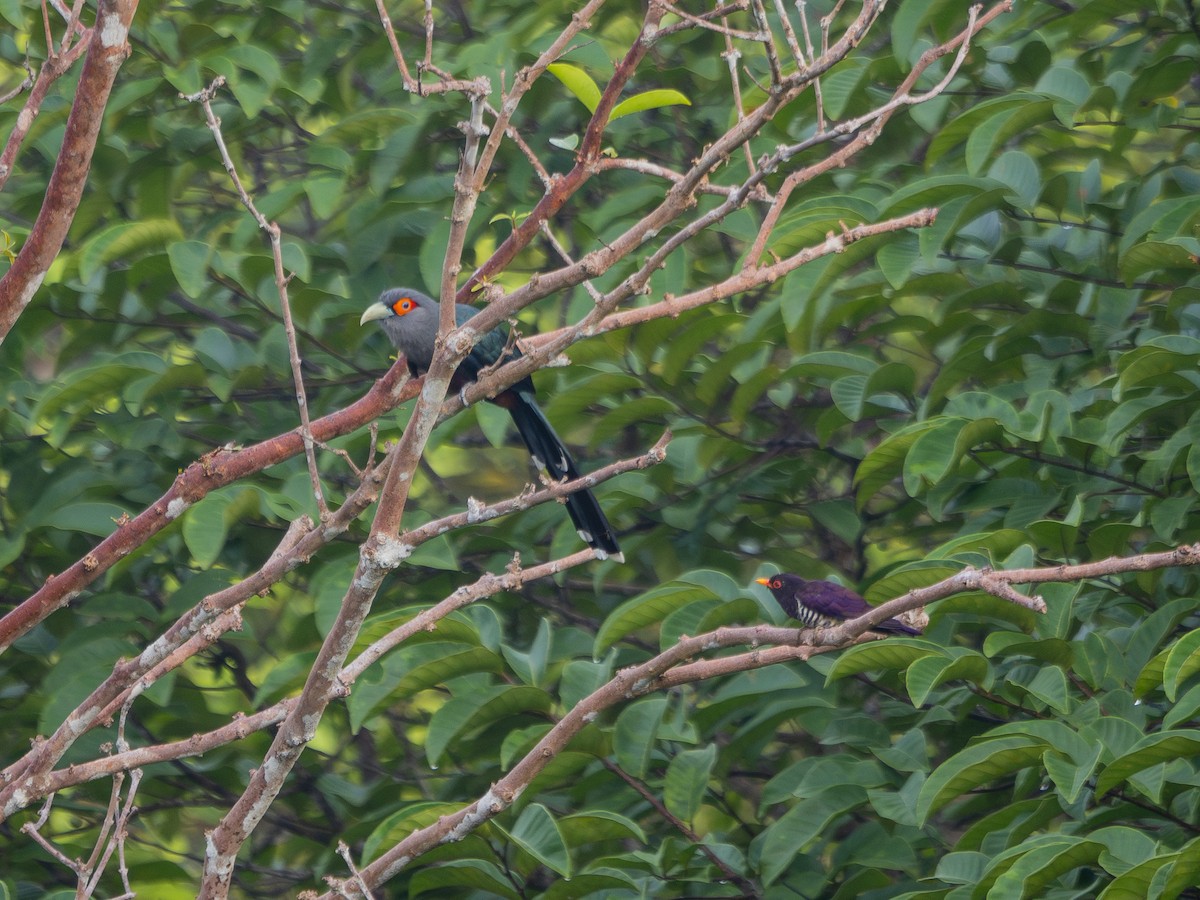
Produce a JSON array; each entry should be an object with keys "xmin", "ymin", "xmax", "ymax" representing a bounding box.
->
[{"xmin": 0, "ymin": 0, "xmax": 139, "ymax": 343}]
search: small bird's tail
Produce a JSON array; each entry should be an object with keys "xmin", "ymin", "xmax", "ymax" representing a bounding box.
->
[
  {"xmin": 876, "ymin": 617, "xmax": 922, "ymax": 636},
  {"xmin": 508, "ymin": 394, "xmax": 623, "ymax": 562}
]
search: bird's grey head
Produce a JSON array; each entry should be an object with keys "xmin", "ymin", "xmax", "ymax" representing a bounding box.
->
[{"xmin": 359, "ymin": 288, "xmax": 439, "ymax": 365}]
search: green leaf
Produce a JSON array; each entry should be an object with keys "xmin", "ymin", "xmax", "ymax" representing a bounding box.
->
[
  {"xmin": 76, "ymin": 219, "xmax": 183, "ymax": 282},
  {"xmin": 425, "ymin": 685, "xmax": 553, "ymax": 767},
  {"xmin": 1164, "ymin": 836, "xmax": 1200, "ymax": 897},
  {"xmin": 1119, "ymin": 240, "xmax": 1200, "ymax": 285},
  {"xmin": 876, "ymin": 232, "xmax": 920, "ymax": 290},
  {"xmin": 830, "ymin": 374, "xmax": 869, "ymax": 421},
  {"xmin": 281, "ymin": 241, "xmax": 310, "ymax": 282},
  {"xmin": 1043, "ymin": 743, "xmax": 1102, "ymax": 805},
  {"xmin": 935, "ymin": 851, "xmax": 990, "ymax": 885},
  {"xmin": 348, "ymin": 646, "xmax": 505, "ymax": 731},
  {"xmin": 819, "ymin": 57, "xmax": 870, "ymax": 117},
  {"xmin": 1035, "ymin": 65, "xmax": 1091, "ymax": 107},
  {"xmin": 167, "ymin": 240, "xmax": 213, "ymax": 298},
  {"xmin": 495, "ymin": 803, "xmax": 571, "ymax": 877},
  {"xmin": 1140, "ymin": 628, "xmax": 1200, "ymax": 701},
  {"xmin": 547, "ymin": 62, "xmax": 601, "ymax": 113},
  {"xmin": 1164, "ymin": 682, "xmax": 1200, "ymax": 730},
  {"xmin": 362, "ymin": 802, "xmax": 465, "ymax": 862},
  {"xmin": 957, "ymin": 797, "xmax": 1061, "ymax": 854},
  {"xmin": 862, "ymin": 563, "xmax": 961, "ymax": 605},
  {"xmin": 181, "ymin": 491, "xmax": 235, "ymax": 569},
  {"xmin": 854, "ymin": 420, "xmax": 944, "ymax": 507},
  {"xmin": 594, "ymin": 582, "xmax": 720, "ymax": 655},
  {"xmin": 904, "ymin": 649, "xmax": 990, "ymax": 707},
  {"xmin": 1095, "ymin": 730, "xmax": 1200, "ymax": 799},
  {"xmin": 32, "ymin": 353, "xmax": 168, "ymax": 430},
  {"xmin": 38, "ymin": 502, "xmax": 129, "ymax": 538},
  {"xmin": 304, "ymin": 172, "xmax": 345, "ymax": 219},
  {"xmin": 613, "ymin": 697, "xmax": 666, "ymax": 779},
  {"xmin": 826, "ymin": 639, "xmax": 943, "ymax": 683},
  {"xmin": 983, "ymin": 837, "xmax": 1104, "ymax": 899},
  {"xmin": 917, "ymin": 736, "xmax": 1049, "ymax": 824},
  {"xmin": 610, "ymin": 88, "xmax": 691, "ymax": 122},
  {"xmin": 760, "ymin": 784, "xmax": 867, "ymax": 885},
  {"xmin": 1098, "ymin": 852, "xmax": 1183, "ymax": 900},
  {"xmin": 903, "ymin": 418, "xmax": 966, "ymax": 493},
  {"xmin": 1091, "ymin": 825, "xmax": 1160, "ymax": 877},
  {"xmin": 540, "ymin": 875, "xmax": 639, "ymax": 898},
  {"xmin": 409, "ymin": 861, "xmax": 521, "ymax": 899},
  {"xmin": 988, "ymin": 150, "xmax": 1040, "ymax": 208},
  {"xmin": 664, "ymin": 744, "xmax": 716, "ymax": 824},
  {"xmin": 1020, "ymin": 665, "xmax": 1072, "ymax": 715},
  {"xmin": 559, "ymin": 810, "xmax": 646, "ymax": 847}
]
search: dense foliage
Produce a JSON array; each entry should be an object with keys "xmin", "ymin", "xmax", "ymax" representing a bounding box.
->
[{"xmin": 2, "ymin": 0, "xmax": 1200, "ymax": 896}]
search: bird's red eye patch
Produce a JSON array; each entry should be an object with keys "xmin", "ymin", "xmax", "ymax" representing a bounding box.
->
[
  {"xmin": 392, "ymin": 296, "xmax": 414, "ymax": 315},
  {"xmin": 771, "ymin": 579, "xmax": 781, "ymax": 588}
]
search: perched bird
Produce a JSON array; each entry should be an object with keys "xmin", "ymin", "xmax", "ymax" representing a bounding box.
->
[
  {"xmin": 360, "ymin": 287, "xmax": 622, "ymax": 561},
  {"xmin": 755, "ymin": 573, "xmax": 921, "ymax": 635}
]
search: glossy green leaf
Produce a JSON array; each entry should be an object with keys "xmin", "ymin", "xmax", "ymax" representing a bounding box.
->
[
  {"xmin": 76, "ymin": 219, "xmax": 183, "ymax": 282},
  {"xmin": 497, "ymin": 803, "xmax": 571, "ymax": 877},
  {"xmin": 409, "ymin": 861, "xmax": 521, "ymax": 899},
  {"xmin": 664, "ymin": 743, "xmax": 716, "ymax": 823},
  {"xmin": 982, "ymin": 836, "xmax": 1104, "ymax": 900},
  {"xmin": 610, "ymin": 89, "xmax": 691, "ymax": 122},
  {"xmin": 594, "ymin": 582, "xmax": 720, "ymax": 655},
  {"xmin": 826, "ymin": 639, "xmax": 942, "ymax": 683},
  {"xmin": 917, "ymin": 736, "xmax": 1049, "ymax": 824},
  {"xmin": 167, "ymin": 240, "xmax": 213, "ymax": 298},
  {"xmin": 1095, "ymin": 731, "xmax": 1200, "ymax": 798},
  {"xmin": 761, "ymin": 784, "xmax": 868, "ymax": 885},
  {"xmin": 613, "ymin": 697, "xmax": 667, "ymax": 779},
  {"xmin": 547, "ymin": 62, "xmax": 602, "ymax": 113},
  {"xmin": 1163, "ymin": 628, "xmax": 1200, "ymax": 702},
  {"xmin": 425, "ymin": 685, "xmax": 554, "ymax": 767},
  {"xmin": 904, "ymin": 649, "xmax": 990, "ymax": 707}
]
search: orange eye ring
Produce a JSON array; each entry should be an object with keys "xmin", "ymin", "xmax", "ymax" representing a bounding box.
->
[{"xmin": 392, "ymin": 297, "xmax": 414, "ymax": 315}]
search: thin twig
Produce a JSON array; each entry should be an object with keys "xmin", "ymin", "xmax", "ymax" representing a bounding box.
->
[
  {"xmin": 184, "ymin": 77, "xmax": 330, "ymax": 520},
  {"xmin": 337, "ymin": 841, "xmax": 376, "ymax": 900},
  {"xmin": 603, "ymin": 759, "xmax": 760, "ymax": 895}
]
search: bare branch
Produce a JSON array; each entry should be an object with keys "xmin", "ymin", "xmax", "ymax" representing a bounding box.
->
[
  {"xmin": 0, "ymin": 59, "xmax": 34, "ymax": 107},
  {"xmin": 184, "ymin": 77, "xmax": 330, "ymax": 519},
  {"xmin": 19, "ymin": 442, "xmax": 664, "ymax": 809}
]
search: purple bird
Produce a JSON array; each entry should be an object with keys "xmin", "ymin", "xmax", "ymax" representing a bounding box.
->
[{"xmin": 755, "ymin": 574, "xmax": 921, "ymax": 635}]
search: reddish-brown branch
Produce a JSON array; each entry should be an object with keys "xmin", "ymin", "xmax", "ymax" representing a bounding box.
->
[
  {"xmin": 0, "ymin": 0, "xmax": 139, "ymax": 342},
  {"xmin": 459, "ymin": 1, "xmax": 666, "ymax": 298},
  {"xmin": 0, "ymin": 359, "xmax": 413, "ymax": 655}
]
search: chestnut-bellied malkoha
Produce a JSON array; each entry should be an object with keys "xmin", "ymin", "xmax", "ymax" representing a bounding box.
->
[
  {"xmin": 756, "ymin": 573, "xmax": 920, "ymax": 635},
  {"xmin": 360, "ymin": 287, "xmax": 622, "ymax": 561}
]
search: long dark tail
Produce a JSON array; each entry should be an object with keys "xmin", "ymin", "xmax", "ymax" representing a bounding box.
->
[
  {"xmin": 507, "ymin": 393, "xmax": 623, "ymax": 561},
  {"xmin": 876, "ymin": 617, "xmax": 922, "ymax": 636}
]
